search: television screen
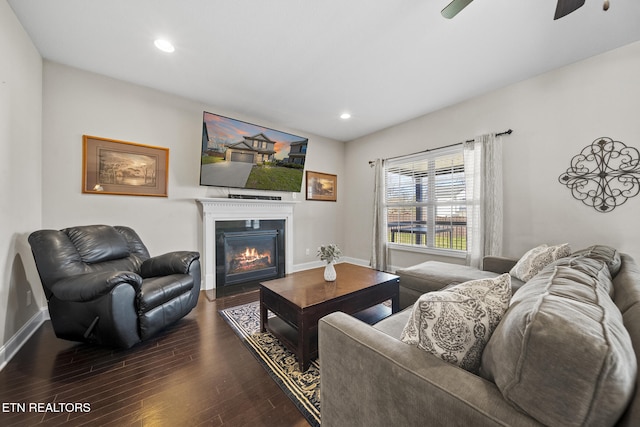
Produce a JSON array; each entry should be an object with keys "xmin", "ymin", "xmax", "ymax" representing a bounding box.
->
[{"xmin": 200, "ymin": 111, "xmax": 308, "ymax": 192}]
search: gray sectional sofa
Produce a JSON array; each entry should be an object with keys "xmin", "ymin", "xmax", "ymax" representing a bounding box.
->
[
  {"xmin": 319, "ymin": 245, "xmax": 640, "ymax": 426},
  {"xmin": 393, "ymin": 255, "xmax": 524, "ymax": 309}
]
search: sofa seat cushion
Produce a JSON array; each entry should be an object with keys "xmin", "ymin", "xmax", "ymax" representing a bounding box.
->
[
  {"xmin": 374, "ymin": 306, "xmax": 413, "ymax": 337},
  {"xmin": 400, "ymin": 274, "xmax": 512, "ymax": 374},
  {"xmin": 138, "ymin": 274, "xmax": 194, "ymax": 313},
  {"xmin": 396, "ymin": 261, "xmax": 518, "ymax": 295},
  {"xmin": 481, "ymin": 257, "xmax": 636, "ymax": 427}
]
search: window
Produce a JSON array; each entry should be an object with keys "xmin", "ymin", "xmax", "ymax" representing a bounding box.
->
[{"xmin": 385, "ymin": 145, "xmax": 466, "ymax": 253}]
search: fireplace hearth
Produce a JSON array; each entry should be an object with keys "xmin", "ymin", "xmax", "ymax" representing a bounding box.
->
[{"xmin": 216, "ymin": 220, "xmax": 285, "ymax": 294}]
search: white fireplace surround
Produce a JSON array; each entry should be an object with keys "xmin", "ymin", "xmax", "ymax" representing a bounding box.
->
[{"xmin": 197, "ymin": 198, "xmax": 298, "ymax": 290}]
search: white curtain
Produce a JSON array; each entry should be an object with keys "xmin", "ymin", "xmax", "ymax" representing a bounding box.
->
[
  {"xmin": 464, "ymin": 133, "xmax": 503, "ymax": 269},
  {"xmin": 370, "ymin": 158, "xmax": 388, "ymax": 271}
]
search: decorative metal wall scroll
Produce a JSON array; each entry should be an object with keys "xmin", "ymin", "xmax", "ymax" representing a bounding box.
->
[{"xmin": 558, "ymin": 137, "xmax": 640, "ymax": 213}]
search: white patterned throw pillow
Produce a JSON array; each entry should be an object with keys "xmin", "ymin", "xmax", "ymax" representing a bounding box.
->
[
  {"xmin": 509, "ymin": 243, "xmax": 572, "ymax": 282},
  {"xmin": 400, "ymin": 274, "xmax": 511, "ymax": 374}
]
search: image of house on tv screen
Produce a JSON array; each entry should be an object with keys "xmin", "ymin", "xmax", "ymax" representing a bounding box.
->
[{"xmin": 200, "ymin": 112, "xmax": 309, "ymax": 192}]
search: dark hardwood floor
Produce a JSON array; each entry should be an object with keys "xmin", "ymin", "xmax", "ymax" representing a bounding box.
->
[{"xmin": 0, "ymin": 290, "xmax": 310, "ymax": 426}]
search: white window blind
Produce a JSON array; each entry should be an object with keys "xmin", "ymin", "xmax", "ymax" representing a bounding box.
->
[{"xmin": 385, "ymin": 145, "xmax": 467, "ymax": 252}]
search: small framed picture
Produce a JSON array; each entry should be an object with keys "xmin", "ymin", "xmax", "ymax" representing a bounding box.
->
[
  {"xmin": 82, "ymin": 135, "xmax": 169, "ymax": 197},
  {"xmin": 306, "ymin": 171, "xmax": 337, "ymax": 202}
]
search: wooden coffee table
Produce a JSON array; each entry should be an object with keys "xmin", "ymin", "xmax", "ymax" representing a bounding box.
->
[{"xmin": 259, "ymin": 263, "xmax": 399, "ymax": 371}]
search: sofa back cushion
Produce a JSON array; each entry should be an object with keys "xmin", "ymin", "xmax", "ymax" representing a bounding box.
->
[
  {"xmin": 480, "ymin": 256, "xmax": 636, "ymax": 427},
  {"xmin": 613, "ymin": 254, "xmax": 640, "ymax": 315},
  {"xmin": 571, "ymin": 244, "xmax": 622, "ymax": 278},
  {"xmin": 612, "ymin": 254, "xmax": 640, "ymax": 426}
]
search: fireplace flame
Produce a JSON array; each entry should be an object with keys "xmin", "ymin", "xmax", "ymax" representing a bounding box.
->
[
  {"xmin": 228, "ymin": 246, "xmax": 273, "ymax": 274},
  {"xmin": 242, "ymin": 247, "xmax": 271, "ymax": 264}
]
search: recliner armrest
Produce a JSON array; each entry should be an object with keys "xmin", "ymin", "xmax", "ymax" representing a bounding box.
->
[
  {"xmin": 140, "ymin": 251, "xmax": 200, "ymax": 278},
  {"xmin": 50, "ymin": 271, "xmax": 143, "ymax": 302}
]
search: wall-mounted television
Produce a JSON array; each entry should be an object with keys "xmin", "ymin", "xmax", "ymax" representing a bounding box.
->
[{"xmin": 200, "ymin": 111, "xmax": 308, "ymax": 192}]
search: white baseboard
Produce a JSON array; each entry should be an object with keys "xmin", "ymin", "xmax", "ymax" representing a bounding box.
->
[
  {"xmin": 292, "ymin": 260, "xmax": 325, "ymax": 272},
  {"xmin": 0, "ymin": 307, "xmax": 49, "ymax": 371},
  {"xmin": 342, "ymin": 257, "xmax": 370, "ymax": 267},
  {"xmin": 338, "ymin": 256, "xmax": 398, "ymax": 272}
]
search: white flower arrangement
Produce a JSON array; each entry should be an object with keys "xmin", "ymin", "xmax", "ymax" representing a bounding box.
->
[{"xmin": 317, "ymin": 243, "xmax": 342, "ymax": 263}]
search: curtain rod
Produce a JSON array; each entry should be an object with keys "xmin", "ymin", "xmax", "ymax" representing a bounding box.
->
[{"xmin": 368, "ymin": 129, "xmax": 513, "ymax": 166}]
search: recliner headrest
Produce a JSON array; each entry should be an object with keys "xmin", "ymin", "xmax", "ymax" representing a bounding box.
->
[{"xmin": 64, "ymin": 225, "xmax": 130, "ymax": 264}]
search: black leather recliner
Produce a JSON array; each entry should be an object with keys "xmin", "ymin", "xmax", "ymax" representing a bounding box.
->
[{"xmin": 28, "ymin": 224, "xmax": 201, "ymax": 348}]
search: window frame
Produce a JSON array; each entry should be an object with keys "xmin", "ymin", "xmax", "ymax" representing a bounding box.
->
[{"xmin": 384, "ymin": 144, "xmax": 467, "ymax": 258}]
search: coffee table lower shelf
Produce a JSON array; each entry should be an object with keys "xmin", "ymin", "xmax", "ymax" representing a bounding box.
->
[{"xmin": 262, "ymin": 303, "xmax": 394, "ymax": 371}]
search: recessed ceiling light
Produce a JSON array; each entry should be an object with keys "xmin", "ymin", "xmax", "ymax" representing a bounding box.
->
[
  {"xmin": 154, "ymin": 39, "xmax": 175, "ymax": 53},
  {"xmin": 340, "ymin": 113, "xmax": 351, "ymax": 120}
]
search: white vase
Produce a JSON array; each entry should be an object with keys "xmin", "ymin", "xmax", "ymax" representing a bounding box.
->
[{"xmin": 324, "ymin": 261, "xmax": 337, "ymax": 281}]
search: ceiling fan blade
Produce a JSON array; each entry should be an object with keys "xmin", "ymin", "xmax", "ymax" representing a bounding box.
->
[
  {"xmin": 441, "ymin": 0, "xmax": 474, "ymax": 19},
  {"xmin": 554, "ymin": 0, "xmax": 586, "ymax": 19}
]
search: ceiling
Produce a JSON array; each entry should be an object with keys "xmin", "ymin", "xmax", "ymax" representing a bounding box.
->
[{"xmin": 8, "ymin": 0, "xmax": 640, "ymax": 142}]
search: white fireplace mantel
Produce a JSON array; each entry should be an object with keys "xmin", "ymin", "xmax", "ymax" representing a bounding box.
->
[{"xmin": 196, "ymin": 198, "xmax": 298, "ymax": 290}]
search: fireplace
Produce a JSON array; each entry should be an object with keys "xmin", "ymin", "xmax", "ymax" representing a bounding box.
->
[
  {"xmin": 216, "ymin": 220, "xmax": 285, "ymax": 290},
  {"xmin": 197, "ymin": 198, "xmax": 297, "ymax": 292}
]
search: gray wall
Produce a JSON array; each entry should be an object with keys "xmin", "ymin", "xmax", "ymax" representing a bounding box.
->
[
  {"xmin": 344, "ymin": 40, "xmax": 640, "ymax": 269},
  {"xmin": 0, "ymin": 0, "xmax": 44, "ymax": 351},
  {"xmin": 41, "ymin": 62, "xmax": 346, "ymax": 269}
]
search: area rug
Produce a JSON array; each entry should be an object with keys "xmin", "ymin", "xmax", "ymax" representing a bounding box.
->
[{"xmin": 219, "ymin": 302, "xmax": 321, "ymax": 426}]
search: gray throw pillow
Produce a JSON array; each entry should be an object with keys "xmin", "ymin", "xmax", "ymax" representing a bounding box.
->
[
  {"xmin": 400, "ymin": 274, "xmax": 511, "ymax": 374},
  {"xmin": 509, "ymin": 243, "xmax": 571, "ymax": 282}
]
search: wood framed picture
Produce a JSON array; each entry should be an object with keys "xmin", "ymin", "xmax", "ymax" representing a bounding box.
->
[
  {"xmin": 306, "ymin": 171, "xmax": 337, "ymax": 202},
  {"xmin": 82, "ymin": 135, "xmax": 169, "ymax": 197}
]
